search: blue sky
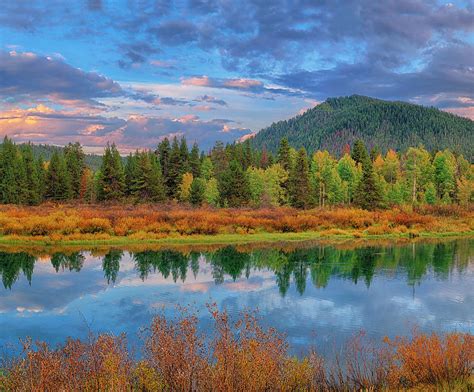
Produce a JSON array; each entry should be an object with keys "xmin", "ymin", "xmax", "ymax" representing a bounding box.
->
[{"xmin": 0, "ymin": 0, "xmax": 473, "ymax": 151}]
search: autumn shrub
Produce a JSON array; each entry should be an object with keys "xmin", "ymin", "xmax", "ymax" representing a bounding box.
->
[
  {"xmin": 384, "ymin": 331, "xmax": 474, "ymax": 389},
  {"xmin": 0, "ymin": 204, "xmax": 472, "ymax": 241}
]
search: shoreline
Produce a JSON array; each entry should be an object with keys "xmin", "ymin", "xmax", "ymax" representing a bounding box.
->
[{"xmin": 0, "ymin": 229, "xmax": 472, "ymax": 248}]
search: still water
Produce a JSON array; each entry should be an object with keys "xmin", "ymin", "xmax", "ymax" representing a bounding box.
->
[{"xmin": 0, "ymin": 239, "xmax": 472, "ymax": 356}]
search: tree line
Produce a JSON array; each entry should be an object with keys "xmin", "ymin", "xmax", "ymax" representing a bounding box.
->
[
  {"xmin": 0, "ymin": 136, "xmax": 472, "ymax": 209},
  {"xmin": 1, "ymin": 240, "xmax": 467, "ymax": 292}
]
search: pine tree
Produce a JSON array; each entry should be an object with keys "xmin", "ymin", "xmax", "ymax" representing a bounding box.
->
[
  {"xmin": 148, "ymin": 152, "xmax": 166, "ymax": 202},
  {"xmin": 289, "ymin": 148, "xmax": 311, "ymax": 208},
  {"xmin": 166, "ymin": 137, "xmax": 184, "ymax": 199},
  {"xmin": 97, "ymin": 143, "xmax": 125, "ymax": 201},
  {"xmin": 64, "ymin": 142, "xmax": 85, "ymax": 198},
  {"xmin": 277, "ymin": 138, "xmax": 292, "ymax": 171},
  {"xmin": 157, "ymin": 138, "xmax": 171, "ymax": 183},
  {"xmin": 219, "ymin": 159, "xmax": 250, "ymax": 207},
  {"xmin": 351, "ymin": 139, "xmax": 369, "ymax": 165},
  {"xmin": 190, "ymin": 177, "xmax": 206, "ymax": 206},
  {"xmin": 189, "ymin": 142, "xmax": 201, "ymax": 178},
  {"xmin": 21, "ymin": 144, "xmax": 41, "ymax": 205},
  {"xmin": 179, "ymin": 138, "xmax": 190, "ymax": 173},
  {"xmin": 124, "ymin": 152, "xmax": 139, "ymax": 196},
  {"xmin": 354, "ymin": 156, "xmax": 383, "ymax": 210},
  {"xmin": 46, "ymin": 150, "xmax": 72, "ymax": 200},
  {"xmin": 0, "ymin": 137, "xmax": 23, "ymax": 204}
]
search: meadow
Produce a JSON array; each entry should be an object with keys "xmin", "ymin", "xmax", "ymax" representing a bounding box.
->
[{"xmin": 0, "ymin": 203, "xmax": 472, "ymax": 246}]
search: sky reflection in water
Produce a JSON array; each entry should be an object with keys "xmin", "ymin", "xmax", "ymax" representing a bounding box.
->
[{"xmin": 0, "ymin": 239, "xmax": 472, "ymax": 357}]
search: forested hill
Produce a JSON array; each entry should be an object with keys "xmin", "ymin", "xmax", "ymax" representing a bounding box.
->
[
  {"xmin": 251, "ymin": 95, "xmax": 474, "ymax": 160},
  {"xmin": 22, "ymin": 144, "xmax": 103, "ymax": 170}
]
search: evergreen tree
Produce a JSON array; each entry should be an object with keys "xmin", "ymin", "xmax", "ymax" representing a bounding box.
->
[
  {"xmin": 190, "ymin": 177, "xmax": 206, "ymax": 206},
  {"xmin": 148, "ymin": 153, "xmax": 166, "ymax": 202},
  {"xmin": 97, "ymin": 143, "xmax": 125, "ymax": 201},
  {"xmin": 179, "ymin": 138, "xmax": 190, "ymax": 172},
  {"xmin": 166, "ymin": 137, "xmax": 184, "ymax": 199},
  {"xmin": 0, "ymin": 137, "xmax": 23, "ymax": 204},
  {"xmin": 219, "ymin": 159, "xmax": 250, "ymax": 207},
  {"xmin": 189, "ymin": 142, "xmax": 201, "ymax": 178},
  {"xmin": 124, "ymin": 152, "xmax": 139, "ymax": 196},
  {"xmin": 46, "ymin": 150, "xmax": 72, "ymax": 200},
  {"xmin": 354, "ymin": 146, "xmax": 383, "ymax": 210},
  {"xmin": 351, "ymin": 139, "xmax": 369, "ymax": 165},
  {"xmin": 289, "ymin": 148, "xmax": 311, "ymax": 208},
  {"xmin": 277, "ymin": 137, "xmax": 292, "ymax": 171},
  {"xmin": 64, "ymin": 142, "xmax": 85, "ymax": 198},
  {"xmin": 157, "ymin": 138, "xmax": 171, "ymax": 184},
  {"xmin": 21, "ymin": 144, "xmax": 41, "ymax": 205}
]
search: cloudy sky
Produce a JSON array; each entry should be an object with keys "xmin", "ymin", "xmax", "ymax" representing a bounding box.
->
[{"xmin": 0, "ymin": 0, "xmax": 473, "ymax": 152}]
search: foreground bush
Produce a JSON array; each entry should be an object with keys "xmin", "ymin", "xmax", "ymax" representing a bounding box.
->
[
  {"xmin": 1, "ymin": 307, "xmax": 472, "ymax": 391},
  {"xmin": 0, "ymin": 203, "xmax": 472, "ymax": 241}
]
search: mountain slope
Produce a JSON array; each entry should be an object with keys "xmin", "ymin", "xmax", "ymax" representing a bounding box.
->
[{"xmin": 251, "ymin": 95, "xmax": 474, "ymax": 160}]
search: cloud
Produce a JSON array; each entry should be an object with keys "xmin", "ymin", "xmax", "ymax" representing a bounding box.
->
[
  {"xmin": 194, "ymin": 95, "xmax": 228, "ymax": 106},
  {"xmin": 181, "ymin": 76, "xmax": 302, "ymax": 97},
  {"xmin": 152, "ymin": 20, "xmax": 199, "ymax": 45},
  {"xmin": 0, "ymin": 51, "xmax": 123, "ymax": 107},
  {"xmin": 0, "ymin": 105, "xmax": 252, "ymax": 151}
]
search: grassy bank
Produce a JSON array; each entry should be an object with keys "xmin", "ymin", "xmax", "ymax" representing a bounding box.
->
[
  {"xmin": 1, "ymin": 307, "xmax": 472, "ymax": 391},
  {"xmin": 0, "ymin": 229, "xmax": 473, "ymax": 248},
  {"xmin": 0, "ymin": 203, "xmax": 473, "ymax": 247}
]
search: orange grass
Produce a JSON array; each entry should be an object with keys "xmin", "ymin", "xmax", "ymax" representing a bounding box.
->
[
  {"xmin": 0, "ymin": 307, "xmax": 472, "ymax": 391},
  {"xmin": 0, "ymin": 203, "xmax": 472, "ymax": 243}
]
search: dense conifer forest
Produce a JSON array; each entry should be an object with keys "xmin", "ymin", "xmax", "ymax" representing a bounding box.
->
[
  {"xmin": 0, "ymin": 135, "xmax": 472, "ymax": 210},
  {"xmin": 251, "ymin": 95, "xmax": 474, "ymax": 160}
]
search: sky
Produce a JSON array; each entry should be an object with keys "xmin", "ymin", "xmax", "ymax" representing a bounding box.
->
[{"xmin": 0, "ymin": 0, "xmax": 473, "ymax": 152}]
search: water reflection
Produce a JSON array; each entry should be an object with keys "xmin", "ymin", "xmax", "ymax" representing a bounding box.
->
[
  {"xmin": 0, "ymin": 239, "xmax": 472, "ymax": 355},
  {"xmin": 1, "ymin": 240, "xmax": 472, "ymax": 294}
]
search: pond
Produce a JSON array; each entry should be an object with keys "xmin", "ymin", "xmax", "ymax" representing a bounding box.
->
[{"xmin": 0, "ymin": 238, "xmax": 472, "ymax": 357}]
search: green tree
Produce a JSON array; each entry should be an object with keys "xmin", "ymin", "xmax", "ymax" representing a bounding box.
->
[
  {"xmin": 354, "ymin": 144, "xmax": 383, "ymax": 210},
  {"xmin": 203, "ymin": 177, "xmax": 219, "ymax": 206},
  {"xmin": 433, "ymin": 150, "xmax": 456, "ymax": 201},
  {"xmin": 403, "ymin": 147, "xmax": 433, "ymax": 204},
  {"xmin": 189, "ymin": 142, "xmax": 201, "ymax": 178},
  {"xmin": 424, "ymin": 182, "xmax": 437, "ymax": 205},
  {"xmin": 64, "ymin": 142, "xmax": 85, "ymax": 198},
  {"xmin": 97, "ymin": 143, "xmax": 125, "ymax": 201},
  {"xmin": 351, "ymin": 139, "xmax": 369, "ymax": 165},
  {"xmin": 21, "ymin": 144, "xmax": 41, "ymax": 205},
  {"xmin": 337, "ymin": 154, "xmax": 359, "ymax": 204},
  {"xmin": 46, "ymin": 150, "xmax": 72, "ymax": 201},
  {"xmin": 190, "ymin": 177, "xmax": 206, "ymax": 206},
  {"xmin": 219, "ymin": 159, "xmax": 250, "ymax": 207},
  {"xmin": 289, "ymin": 148, "xmax": 311, "ymax": 208},
  {"xmin": 277, "ymin": 138, "xmax": 292, "ymax": 171}
]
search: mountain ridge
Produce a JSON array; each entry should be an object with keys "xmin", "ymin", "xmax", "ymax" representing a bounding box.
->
[{"xmin": 251, "ymin": 95, "xmax": 474, "ymax": 160}]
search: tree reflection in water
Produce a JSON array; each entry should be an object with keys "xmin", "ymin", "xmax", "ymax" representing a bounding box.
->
[{"xmin": 0, "ymin": 239, "xmax": 471, "ymax": 294}]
